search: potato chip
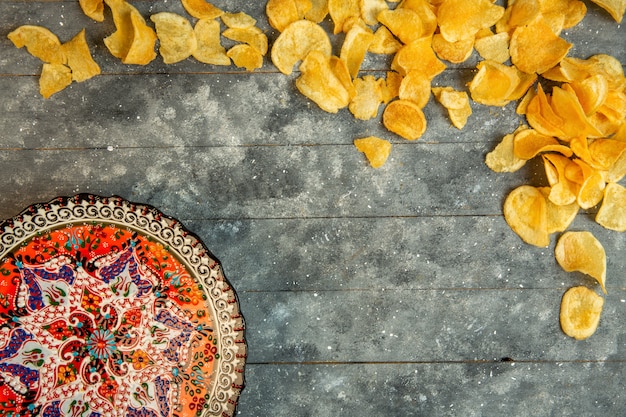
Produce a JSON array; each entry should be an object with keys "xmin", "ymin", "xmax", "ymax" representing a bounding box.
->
[
  {"xmin": 473, "ymin": 32, "xmax": 510, "ymax": 64},
  {"xmin": 505, "ymin": 0, "xmax": 541, "ymax": 29},
  {"xmin": 227, "ymin": 44, "xmax": 264, "ymax": 71},
  {"xmin": 349, "ymin": 75, "xmax": 383, "ymax": 120},
  {"xmin": 398, "ymin": 0, "xmax": 438, "ymax": 37},
  {"xmin": 305, "ymin": 0, "xmax": 329, "ymax": 23},
  {"xmin": 377, "ymin": 8, "xmax": 424, "ymax": 44},
  {"xmin": 361, "ymin": 0, "xmax": 388, "ymax": 26},
  {"xmin": 510, "ymin": 19, "xmax": 572, "ymax": 74},
  {"xmin": 516, "ymin": 88, "xmax": 536, "ymax": 115},
  {"xmin": 432, "ymin": 86, "xmax": 472, "ymax": 129},
  {"xmin": 485, "ymin": 132, "xmax": 527, "ymax": 173},
  {"xmin": 266, "ymin": 0, "xmax": 300, "ymax": 31},
  {"xmin": 560, "ymin": 286, "xmax": 604, "ymax": 340},
  {"xmin": 596, "ymin": 182, "xmax": 626, "ymax": 231},
  {"xmin": 555, "ymin": 231, "xmax": 607, "ymax": 293},
  {"xmin": 221, "ymin": 12, "xmax": 257, "ymax": 29},
  {"xmin": 181, "ymin": 0, "xmax": 223, "ymax": 20},
  {"xmin": 340, "ymin": 23, "xmax": 374, "ymax": 79},
  {"xmin": 596, "ymin": 90, "xmax": 626, "ymax": 126},
  {"xmin": 330, "ymin": 56, "xmax": 356, "ymax": 99},
  {"xmin": 550, "ymin": 86, "xmax": 603, "ymax": 140},
  {"xmin": 543, "ymin": 153, "xmax": 579, "ymax": 205},
  {"xmin": 382, "ymin": 99, "xmax": 427, "ymax": 140},
  {"xmin": 391, "ymin": 38, "xmax": 446, "ymax": 79},
  {"xmin": 223, "ymin": 27, "xmax": 269, "ymax": 56},
  {"xmin": 588, "ymin": 0, "xmax": 625, "ymax": 22},
  {"xmin": 513, "ymin": 129, "xmax": 573, "ymax": 160},
  {"xmin": 468, "ymin": 60, "xmax": 521, "ymax": 106},
  {"xmin": 328, "ymin": 0, "xmax": 360, "ymax": 34},
  {"xmin": 151, "ymin": 12, "xmax": 197, "ymax": 64},
  {"xmin": 573, "ymin": 159, "xmax": 606, "ymax": 209},
  {"xmin": 503, "ymin": 185, "xmax": 549, "ymax": 247},
  {"xmin": 39, "ymin": 63, "xmax": 72, "ymax": 99},
  {"xmin": 381, "ymin": 71, "xmax": 403, "ymax": 104},
  {"xmin": 103, "ymin": 0, "xmax": 136, "ymax": 60},
  {"xmin": 79, "ymin": 0, "xmax": 105, "ymax": 22},
  {"xmin": 368, "ymin": 26, "xmax": 402, "ymax": 55},
  {"xmin": 398, "ymin": 70, "xmax": 431, "ymax": 108},
  {"xmin": 271, "ymin": 20, "xmax": 332, "ymax": 75},
  {"xmin": 123, "ymin": 10, "xmax": 158, "ymax": 65},
  {"xmin": 431, "ymin": 33, "xmax": 474, "ymax": 64},
  {"xmin": 588, "ymin": 139, "xmax": 626, "ymax": 177},
  {"xmin": 526, "ymin": 84, "xmax": 568, "ymax": 139},
  {"xmin": 62, "ymin": 29, "xmax": 101, "ymax": 82},
  {"xmin": 192, "ymin": 18, "xmax": 230, "ymax": 66},
  {"xmin": 537, "ymin": 187, "xmax": 579, "ymax": 234},
  {"xmin": 437, "ymin": 0, "xmax": 504, "ymax": 43},
  {"xmin": 296, "ymin": 50, "xmax": 351, "ymax": 113},
  {"xmin": 8, "ymin": 25, "xmax": 66, "ymax": 64},
  {"xmin": 354, "ymin": 136, "xmax": 392, "ymax": 168},
  {"xmin": 568, "ymin": 75, "xmax": 609, "ymax": 115}
]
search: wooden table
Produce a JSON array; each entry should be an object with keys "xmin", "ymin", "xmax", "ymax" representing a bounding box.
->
[{"xmin": 1, "ymin": 1, "xmax": 624, "ymax": 415}]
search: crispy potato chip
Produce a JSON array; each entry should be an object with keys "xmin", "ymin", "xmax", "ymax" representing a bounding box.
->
[
  {"xmin": 437, "ymin": 0, "xmax": 504, "ymax": 42},
  {"xmin": 296, "ymin": 50, "xmax": 351, "ymax": 113},
  {"xmin": 391, "ymin": 38, "xmax": 446, "ymax": 79},
  {"xmin": 432, "ymin": 86, "xmax": 472, "ymax": 129},
  {"xmin": 588, "ymin": 138, "xmax": 626, "ymax": 176},
  {"xmin": 572, "ymin": 159, "xmax": 606, "ymax": 209},
  {"xmin": 543, "ymin": 153, "xmax": 579, "ymax": 206},
  {"xmin": 555, "ymin": 231, "xmax": 607, "ymax": 293},
  {"xmin": 513, "ymin": 129, "xmax": 573, "ymax": 160},
  {"xmin": 271, "ymin": 20, "xmax": 332, "ymax": 75},
  {"xmin": 304, "ymin": 0, "xmax": 329, "ymax": 22},
  {"xmin": 506, "ymin": 0, "xmax": 541, "ymax": 29},
  {"xmin": 8, "ymin": 25, "xmax": 66, "ymax": 64},
  {"xmin": 377, "ymin": 8, "xmax": 424, "ymax": 44},
  {"xmin": 560, "ymin": 286, "xmax": 604, "ymax": 340},
  {"xmin": 510, "ymin": 19, "xmax": 572, "ymax": 74},
  {"xmin": 485, "ymin": 132, "xmax": 527, "ymax": 173},
  {"xmin": 368, "ymin": 26, "xmax": 402, "ymax": 55},
  {"xmin": 79, "ymin": 0, "xmax": 105, "ymax": 22},
  {"xmin": 193, "ymin": 18, "xmax": 230, "ymax": 65},
  {"xmin": 181, "ymin": 0, "xmax": 223, "ymax": 20},
  {"xmin": 151, "ymin": 12, "xmax": 197, "ymax": 64},
  {"xmin": 381, "ymin": 71, "xmax": 403, "ymax": 104},
  {"xmin": 537, "ymin": 187, "xmax": 579, "ymax": 234},
  {"xmin": 340, "ymin": 23, "xmax": 374, "ymax": 79},
  {"xmin": 468, "ymin": 60, "xmax": 521, "ymax": 106},
  {"xmin": 330, "ymin": 56, "xmax": 356, "ymax": 99},
  {"xmin": 503, "ymin": 185, "xmax": 549, "ymax": 247},
  {"xmin": 62, "ymin": 29, "xmax": 101, "ymax": 82},
  {"xmin": 266, "ymin": 0, "xmax": 300, "ymax": 31},
  {"xmin": 526, "ymin": 84, "xmax": 568, "ymax": 139},
  {"xmin": 328, "ymin": 0, "xmax": 360, "ymax": 34},
  {"xmin": 473, "ymin": 32, "xmax": 510, "ymax": 64},
  {"xmin": 354, "ymin": 136, "xmax": 392, "ymax": 168},
  {"xmin": 221, "ymin": 12, "xmax": 257, "ymax": 28},
  {"xmin": 227, "ymin": 44, "xmax": 264, "ymax": 71},
  {"xmin": 103, "ymin": 0, "xmax": 136, "ymax": 60},
  {"xmin": 550, "ymin": 86, "xmax": 603, "ymax": 140},
  {"xmin": 361, "ymin": 0, "xmax": 389, "ymax": 26},
  {"xmin": 123, "ymin": 10, "xmax": 158, "ymax": 65},
  {"xmin": 431, "ymin": 33, "xmax": 474, "ymax": 64},
  {"xmin": 516, "ymin": 88, "xmax": 536, "ymax": 115},
  {"xmin": 596, "ymin": 182, "xmax": 626, "ymax": 231},
  {"xmin": 398, "ymin": 0, "xmax": 438, "ymax": 37},
  {"xmin": 588, "ymin": 0, "xmax": 625, "ymax": 22},
  {"xmin": 349, "ymin": 75, "xmax": 383, "ymax": 120},
  {"xmin": 223, "ymin": 26, "xmax": 269, "ymax": 56},
  {"xmin": 382, "ymin": 99, "xmax": 427, "ymax": 140},
  {"xmin": 39, "ymin": 63, "xmax": 72, "ymax": 99},
  {"xmin": 568, "ymin": 75, "xmax": 609, "ymax": 115},
  {"xmin": 399, "ymin": 70, "xmax": 431, "ymax": 108}
]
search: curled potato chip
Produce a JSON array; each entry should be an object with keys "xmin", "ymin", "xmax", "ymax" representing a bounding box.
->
[
  {"xmin": 382, "ymin": 99, "xmax": 427, "ymax": 140},
  {"xmin": 361, "ymin": 0, "xmax": 388, "ymax": 26},
  {"xmin": 227, "ymin": 44, "xmax": 263, "ymax": 71},
  {"xmin": 398, "ymin": 0, "xmax": 438, "ymax": 37},
  {"xmin": 62, "ymin": 29, "xmax": 101, "ymax": 82},
  {"xmin": 596, "ymin": 182, "xmax": 626, "ymax": 231},
  {"xmin": 568, "ymin": 75, "xmax": 609, "ymax": 115},
  {"xmin": 537, "ymin": 187, "xmax": 579, "ymax": 234},
  {"xmin": 588, "ymin": 0, "xmax": 625, "ymax": 22},
  {"xmin": 526, "ymin": 84, "xmax": 567, "ymax": 139},
  {"xmin": 377, "ymin": 8, "xmax": 424, "ymax": 44},
  {"xmin": 349, "ymin": 75, "xmax": 383, "ymax": 120},
  {"xmin": 193, "ymin": 18, "xmax": 230, "ymax": 65},
  {"xmin": 8, "ymin": 25, "xmax": 66, "ymax": 64},
  {"xmin": 328, "ymin": 0, "xmax": 360, "ymax": 33},
  {"xmin": 221, "ymin": 12, "xmax": 257, "ymax": 28},
  {"xmin": 340, "ymin": 23, "xmax": 374, "ymax": 79},
  {"xmin": 354, "ymin": 136, "xmax": 392, "ymax": 168},
  {"xmin": 560, "ymin": 286, "xmax": 604, "ymax": 340},
  {"xmin": 473, "ymin": 32, "xmax": 510, "ymax": 64},
  {"xmin": 510, "ymin": 19, "xmax": 572, "ymax": 74},
  {"xmin": 296, "ymin": 51, "xmax": 351, "ymax": 113},
  {"xmin": 503, "ymin": 185, "xmax": 549, "ymax": 247},
  {"xmin": 399, "ymin": 71, "xmax": 431, "ymax": 108},
  {"xmin": 550, "ymin": 86, "xmax": 603, "ymax": 140},
  {"xmin": 223, "ymin": 27, "xmax": 269, "ymax": 56},
  {"xmin": 543, "ymin": 153, "xmax": 579, "ymax": 206},
  {"xmin": 39, "ymin": 63, "xmax": 72, "ymax": 98},
  {"xmin": 79, "ymin": 0, "xmax": 105, "ymax": 22},
  {"xmin": 103, "ymin": 0, "xmax": 136, "ymax": 60},
  {"xmin": 266, "ymin": 0, "xmax": 300, "ymax": 31},
  {"xmin": 151, "ymin": 12, "xmax": 197, "ymax": 64},
  {"xmin": 271, "ymin": 20, "xmax": 332, "ymax": 75},
  {"xmin": 391, "ymin": 38, "xmax": 446, "ymax": 79},
  {"xmin": 381, "ymin": 71, "xmax": 403, "ymax": 104},
  {"xmin": 485, "ymin": 132, "xmax": 527, "ymax": 173},
  {"xmin": 432, "ymin": 86, "xmax": 472, "ymax": 129},
  {"xmin": 437, "ymin": 0, "xmax": 504, "ymax": 42},
  {"xmin": 431, "ymin": 33, "xmax": 474, "ymax": 64},
  {"xmin": 305, "ymin": 0, "xmax": 329, "ymax": 23},
  {"xmin": 513, "ymin": 129, "xmax": 573, "ymax": 160},
  {"xmin": 369, "ymin": 26, "xmax": 403, "ymax": 55},
  {"xmin": 469, "ymin": 60, "xmax": 521, "ymax": 106},
  {"xmin": 555, "ymin": 231, "xmax": 607, "ymax": 293},
  {"xmin": 181, "ymin": 0, "xmax": 223, "ymax": 20},
  {"xmin": 123, "ymin": 10, "xmax": 158, "ymax": 65}
]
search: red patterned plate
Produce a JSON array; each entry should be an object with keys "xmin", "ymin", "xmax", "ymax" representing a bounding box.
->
[{"xmin": 0, "ymin": 195, "xmax": 246, "ymax": 417}]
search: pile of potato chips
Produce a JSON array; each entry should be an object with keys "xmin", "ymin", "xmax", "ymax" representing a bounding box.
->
[{"xmin": 8, "ymin": 0, "xmax": 269, "ymax": 97}]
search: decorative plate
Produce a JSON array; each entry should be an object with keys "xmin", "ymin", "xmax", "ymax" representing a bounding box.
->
[{"xmin": 0, "ymin": 194, "xmax": 246, "ymax": 417}]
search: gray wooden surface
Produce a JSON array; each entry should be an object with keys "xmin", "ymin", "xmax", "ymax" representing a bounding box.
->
[{"xmin": 1, "ymin": 1, "xmax": 625, "ymax": 416}]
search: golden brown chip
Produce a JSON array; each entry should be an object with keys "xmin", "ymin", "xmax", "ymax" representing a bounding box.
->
[
  {"xmin": 377, "ymin": 8, "xmax": 424, "ymax": 44},
  {"xmin": 340, "ymin": 23, "xmax": 374, "ymax": 79},
  {"xmin": 123, "ymin": 10, "xmax": 158, "ymax": 65},
  {"xmin": 192, "ymin": 18, "xmax": 230, "ymax": 65},
  {"xmin": 473, "ymin": 32, "xmax": 510, "ymax": 64},
  {"xmin": 391, "ymin": 38, "xmax": 446, "ymax": 79},
  {"xmin": 525, "ymin": 84, "xmax": 568, "ymax": 139},
  {"xmin": 221, "ymin": 12, "xmax": 257, "ymax": 28},
  {"xmin": 62, "ymin": 29, "xmax": 101, "ymax": 82},
  {"xmin": 399, "ymin": 71, "xmax": 431, "ymax": 108},
  {"xmin": 103, "ymin": 0, "xmax": 135, "ymax": 60},
  {"xmin": 79, "ymin": 0, "xmax": 105, "ymax": 22},
  {"xmin": 398, "ymin": 0, "xmax": 438, "ymax": 37},
  {"xmin": 227, "ymin": 44, "xmax": 264, "ymax": 71},
  {"xmin": 330, "ymin": 56, "xmax": 356, "ymax": 99},
  {"xmin": 382, "ymin": 99, "xmax": 427, "ymax": 140},
  {"xmin": 550, "ymin": 86, "xmax": 603, "ymax": 140},
  {"xmin": 266, "ymin": 0, "xmax": 300, "ymax": 31},
  {"xmin": 270, "ymin": 20, "xmax": 332, "ymax": 75},
  {"xmin": 560, "ymin": 286, "xmax": 604, "ymax": 340},
  {"xmin": 485, "ymin": 132, "xmax": 527, "ymax": 173},
  {"xmin": 596, "ymin": 182, "xmax": 626, "ymax": 232},
  {"xmin": 543, "ymin": 153, "xmax": 579, "ymax": 206},
  {"xmin": 431, "ymin": 33, "xmax": 474, "ymax": 64},
  {"xmin": 537, "ymin": 187, "xmax": 579, "ymax": 234},
  {"xmin": 7, "ymin": 25, "xmax": 66, "ymax": 64},
  {"xmin": 588, "ymin": 0, "xmax": 625, "ymax": 22},
  {"xmin": 181, "ymin": 0, "xmax": 224, "ymax": 20},
  {"xmin": 381, "ymin": 71, "xmax": 403, "ymax": 104},
  {"xmin": 361, "ymin": 0, "xmax": 388, "ymax": 26},
  {"xmin": 432, "ymin": 87, "xmax": 472, "ymax": 129},
  {"xmin": 328, "ymin": 0, "xmax": 360, "ymax": 34},
  {"xmin": 468, "ymin": 60, "xmax": 521, "ymax": 106},
  {"xmin": 512, "ymin": 129, "xmax": 573, "ymax": 160},
  {"xmin": 354, "ymin": 136, "xmax": 392, "ymax": 168},
  {"xmin": 295, "ymin": 51, "xmax": 351, "ymax": 113},
  {"xmin": 503, "ymin": 185, "xmax": 549, "ymax": 247},
  {"xmin": 510, "ymin": 19, "xmax": 572, "ymax": 74},
  {"xmin": 568, "ymin": 75, "xmax": 609, "ymax": 115},
  {"xmin": 223, "ymin": 26, "xmax": 269, "ymax": 56},
  {"xmin": 151, "ymin": 12, "xmax": 197, "ymax": 64},
  {"xmin": 368, "ymin": 26, "xmax": 402, "ymax": 55},
  {"xmin": 305, "ymin": 0, "xmax": 329, "ymax": 23},
  {"xmin": 437, "ymin": 0, "xmax": 504, "ymax": 42},
  {"xmin": 349, "ymin": 75, "xmax": 383, "ymax": 120},
  {"xmin": 555, "ymin": 231, "xmax": 607, "ymax": 293},
  {"xmin": 39, "ymin": 63, "xmax": 72, "ymax": 98}
]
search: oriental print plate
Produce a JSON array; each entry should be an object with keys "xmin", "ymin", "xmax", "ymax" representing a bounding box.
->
[{"xmin": 0, "ymin": 195, "xmax": 246, "ymax": 417}]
